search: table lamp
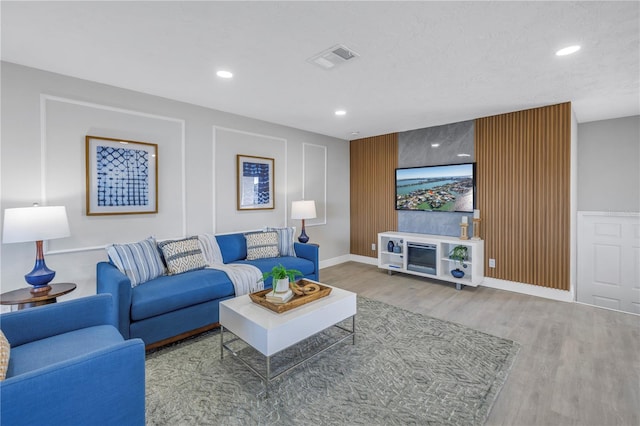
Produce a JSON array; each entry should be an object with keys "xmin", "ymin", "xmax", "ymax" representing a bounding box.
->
[
  {"xmin": 2, "ymin": 204, "xmax": 70, "ymax": 292},
  {"xmin": 291, "ymin": 200, "xmax": 316, "ymax": 243}
]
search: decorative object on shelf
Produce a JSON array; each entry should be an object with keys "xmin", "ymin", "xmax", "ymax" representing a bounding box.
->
[
  {"xmin": 393, "ymin": 245, "xmax": 402, "ymax": 253},
  {"xmin": 258, "ymin": 264, "xmax": 303, "ymax": 304},
  {"xmin": 2, "ymin": 204, "xmax": 71, "ymax": 292},
  {"xmin": 387, "ymin": 240, "xmax": 395, "ymax": 252},
  {"xmin": 451, "ymin": 269, "xmax": 465, "ymax": 278},
  {"xmin": 449, "ymin": 245, "xmax": 469, "ymax": 279},
  {"xmin": 291, "ymin": 200, "xmax": 317, "ymax": 243},
  {"xmin": 459, "ymin": 217, "xmax": 469, "ymax": 240},
  {"xmin": 472, "ymin": 209, "xmax": 481, "ymax": 240},
  {"xmin": 237, "ymin": 154, "xmax": 275, "ymax": 210},
  {"xmin": 86, "ymin": 135, "xmax": 158, "ymax": 215}
]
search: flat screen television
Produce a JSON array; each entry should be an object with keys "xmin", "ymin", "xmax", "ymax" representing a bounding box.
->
[{"xmin": 395, "ymin": 163, "xmax": 476, "ymax": 212}]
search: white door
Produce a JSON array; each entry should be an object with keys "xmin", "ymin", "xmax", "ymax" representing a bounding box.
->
[{"xmin": 577, "ymin": 212, "xmax": 640, "ymax": 314}]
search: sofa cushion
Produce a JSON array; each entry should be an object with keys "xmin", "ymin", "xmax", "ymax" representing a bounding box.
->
[
  {"xmin": 6, "ymin": 325, "xmax": 123, "ymax": 378},
  {"xmin": 157, "ymin": 236, "xmax": 207, "ymax": 275},
  {"xmin": 130, "ymin": 269, "xmax": 234, "ymax": 321},
  {"xmin": 106, "ymin": 237, "xmax": 165, "ymax": 287},
  {"xmin": 266, "ymin": 227, "xmax": 297, "ymax": 257},
  {"xmin": 216, "ymin": 233, "xmax": 247, "ymax": 263},
  {"xmin": 245, "ymin": 231, "xmax": 279, "ymax": 260},
  {"xmin": 0, "ymin": 330, "xmax": 9, "ymax": 381}
]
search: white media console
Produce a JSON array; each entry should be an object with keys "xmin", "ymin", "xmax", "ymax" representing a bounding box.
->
[{"xmin": 377, "ymin": 231, "xmax": 484, "ymax": 290}]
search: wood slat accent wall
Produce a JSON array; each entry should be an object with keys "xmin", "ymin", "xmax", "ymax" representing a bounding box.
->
[
  {"xmin": 475, "ymin": 102, "xmax": 571, "ymax": 290},
  {"xmin": 350, "ymin": 134, "xmax": 398, "ymax": 257}
]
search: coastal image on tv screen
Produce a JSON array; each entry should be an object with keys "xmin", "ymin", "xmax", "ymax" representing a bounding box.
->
[{"xmin": 395, "ymin": 163, "xmax": 474, "ymax": 212}]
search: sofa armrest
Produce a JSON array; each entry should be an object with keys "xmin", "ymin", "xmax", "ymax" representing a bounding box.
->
[
  {"xmin": 1, "ymin": 294, "xmax": 114, "ymax": 347},
  {"xmin": 0, "ymin": 338, "xmax": 145, "ymax": 426},
  {"xmin": 294, "ymin": 242, "xmax": 319, "ymax": 281},
  {"xmin": 97, "ymin": 261, "xmax": 133, "ymax": 339}
]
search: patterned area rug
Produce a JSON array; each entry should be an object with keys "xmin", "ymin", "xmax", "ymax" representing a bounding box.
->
[{"xmin": 146, "ymin": 297, "xmax": 519, "ymax": 425}]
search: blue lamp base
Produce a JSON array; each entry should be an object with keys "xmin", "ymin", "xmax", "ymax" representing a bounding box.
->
[
  {"xmin": 297, "ymin": 220, "xmax": 310, "ymax": 243},
  {"xmin": 25, "ymin": 240, "xmax": 56, "ymax": 292}
]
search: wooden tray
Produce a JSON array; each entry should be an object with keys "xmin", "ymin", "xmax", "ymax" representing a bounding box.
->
[{"xmin": 249, "ymin": 279, "xmax": 332, "ymax": 313}]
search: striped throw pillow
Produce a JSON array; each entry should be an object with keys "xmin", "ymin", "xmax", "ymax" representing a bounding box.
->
[
  {"xmin": 266, "ymin": 227, "xmax": 297, "ymax": 257},
  {"xmin": 107, "ymin": 237, "xmax": 165, "ymax": 287},
  {"xmin": 245, "ymin": 231, "xmax": 280, "ymax": 260},
  {"xmin": 157, "ymin": 236, "xmax": 208, "ymax": 275}
]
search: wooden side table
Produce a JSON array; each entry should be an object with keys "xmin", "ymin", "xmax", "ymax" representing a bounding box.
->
[{"xmin": 0, "ymin": 283, "xmax": 77, "ymax": 310}]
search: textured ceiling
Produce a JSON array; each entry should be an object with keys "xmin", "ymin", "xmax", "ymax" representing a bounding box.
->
[{"xmin": 2, "ymin": 1, "xmax": 638, "ymax": 140}]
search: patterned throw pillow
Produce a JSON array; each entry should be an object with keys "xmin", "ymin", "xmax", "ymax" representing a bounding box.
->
[
  {"xmin": 245, "ymin": 231, "xmax": 280, "ymax": 260},
  {"xmin": 107, "ymin": 237, "xmax": 166, "ymax": 287},
  {"xmin": 266, "ymin": 227, "xmax": 297, "ymax": 257},
  {"xmin": 157, "ymin": 236, "xmax": 208, "ymax": 275},
  {"xmin": 0, "ymin": 330, "xmax": 10, "ymax": 381}
]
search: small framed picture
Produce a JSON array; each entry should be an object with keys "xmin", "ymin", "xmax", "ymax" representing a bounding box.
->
[
  {"xmin": 237, "ymin": 154, "xmax": 274, "ymax": 210},
  {"xmin": 86, "ymin": 135, "xmax": 158, "ymax": 215}
]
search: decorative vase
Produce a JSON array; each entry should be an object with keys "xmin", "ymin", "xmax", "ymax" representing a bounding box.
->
[
  {"xmin": 387, "ymin": 240, "xmax": 395, "ymax": 252},
  {"xmin": 274, "ymin": 278, "xmax": 290, "ymax": 293},
  {"xmin": 451, "ymin": 269, "xmax": 465, "ymax": 279}
]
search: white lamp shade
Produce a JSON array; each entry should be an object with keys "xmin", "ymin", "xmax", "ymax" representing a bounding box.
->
[
  {"xmin": 291, "ymin": 200, "xmax": 317, "ymax": 220},
  {"xmin": 3, "ymin": 206, "xmax": 70, "ymax": 243}
]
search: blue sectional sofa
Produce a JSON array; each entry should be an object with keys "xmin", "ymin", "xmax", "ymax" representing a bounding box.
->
[
  {"xmin": 97, "ymin": 232, "xmax": 319, "ymax": 349},
  {"xmin": 0, "ymin": 294, "xmax": 145, "ymax": 426}
]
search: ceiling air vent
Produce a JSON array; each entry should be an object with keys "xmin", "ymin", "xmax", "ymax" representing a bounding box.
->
[{"xmin": 307, "ymin": 44, "xmax": 360, "ymax": 70}]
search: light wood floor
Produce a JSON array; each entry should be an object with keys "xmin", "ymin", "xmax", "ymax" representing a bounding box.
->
[{"xmin": 320, "ymin": 262, "xmax": 639, "ymax": 426}]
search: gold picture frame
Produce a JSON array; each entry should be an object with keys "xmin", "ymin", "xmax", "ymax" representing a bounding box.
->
[
  {"xmin": 237, "ymin": 154, "xmax": 275, "ymax": 210},
  {"xmin": 85, "ymin": 135, "xmax": 158, "ymax": 215}
]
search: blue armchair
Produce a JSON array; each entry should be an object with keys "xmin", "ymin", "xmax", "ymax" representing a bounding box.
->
[{"xmin": 0, "ymin": 294, "xmax": 145, "ymax": 426}]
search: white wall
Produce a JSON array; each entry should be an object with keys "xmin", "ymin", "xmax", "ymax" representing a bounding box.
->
[
  {"xmin": 0, "ymin": 62, "xmax": 350, "ymax": 306},
  {"xmin": 577, "ymin": 115, "xmax": 640, "ymax": 212}
]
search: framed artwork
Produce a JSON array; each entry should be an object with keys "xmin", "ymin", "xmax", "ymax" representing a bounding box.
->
[
  {"xmin": 85, "ymin": 135, "xmax": 158, "ymax": 215},
  {"xmin": 237, "ymin": 154, "xmax": 274, "ymax": 210}
]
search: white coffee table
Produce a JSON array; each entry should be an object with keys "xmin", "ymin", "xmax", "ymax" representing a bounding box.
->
[{"xmin": 219, "ymin": 282, "xmax": 356, "ymax": 396}]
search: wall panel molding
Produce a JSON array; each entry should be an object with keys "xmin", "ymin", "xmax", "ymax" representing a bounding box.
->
[
  {"xmin": 350, "ymin": 133, "xmax": 398, "ymax": 257},
  {"xmin": 302, "ymin": 143, "xmax": 327, "ymax": 226},
  {"xmin": 212, "ymin": 126, "xmax": 288, "ymax": 233},
  {"xmin": 476, "ymin": 102, "xmax": 571, "ymax": 290},
  {"xmin": 40, "ymin": 94, "xmax": 186, "ymax": 254}
]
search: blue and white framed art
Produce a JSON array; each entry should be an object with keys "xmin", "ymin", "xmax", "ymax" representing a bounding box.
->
[
  {"xmin": 237, "ymin": 154, "xmax": 274, "ymax": 210},
  {"xmin": 86, "ymin": 135, "xmax": 158, "ymax": 215}
]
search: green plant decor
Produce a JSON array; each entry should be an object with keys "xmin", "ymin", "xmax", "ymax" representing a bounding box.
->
[
  {"xmin": 448, "ymin": 245, "xmax": 469, "ymax": 270},
  {"xmin": 258, "ymin": 264, "xmax": 303, "ymax": 284}
]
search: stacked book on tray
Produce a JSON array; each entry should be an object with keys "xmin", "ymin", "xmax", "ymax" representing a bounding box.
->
[{"xmin": 265, "ymin": 289, "xmax": 293, "ymax": 304}]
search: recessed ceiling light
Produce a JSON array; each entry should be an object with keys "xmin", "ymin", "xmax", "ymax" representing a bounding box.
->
[
  {"xmin": 556, "ymin": 45, "xmax": 581, "ymax": 56},
  {"xmin": 351, "ymin": 131, "xmax": 360, "ymax": 136},
  {"xmin": 216, "ymin": 70, "xmax": 233, "ymax": 79},
  {"xmin": 335, "ymin": 110, "xmax": 347, "ymax": 116},
  {"xmin": 457, "ymin": 153, "xmax": 471, "ymax": 157},
  {"xmin": 431, "ymin": 143, "xmax": 440, "ymax": 147}
]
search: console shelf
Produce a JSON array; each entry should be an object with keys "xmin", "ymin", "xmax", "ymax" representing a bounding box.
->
[{"xmin": 378, "ymin": 231, "xmax": 484, "ymax": 290}]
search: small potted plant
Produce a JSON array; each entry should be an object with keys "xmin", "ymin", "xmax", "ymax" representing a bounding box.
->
[
  {"xmin": 448, "ymin": 245, "xmax": 469, "ymax": 279},
  {"xmin": 259, "ymin": 264, "xmax": 303, "ymax": 294}
]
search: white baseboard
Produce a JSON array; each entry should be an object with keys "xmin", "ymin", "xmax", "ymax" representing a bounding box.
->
[
  {"xmin": 480, "ymin": 277, "xmax": 574, "ymax": 303},
  {"xmin": 324, "ymin": 255, "xmax": 575, "ymax": 303},
  {"xmin": 319, "ymin": 254, "xmax": 354, "ymax": 269}
]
